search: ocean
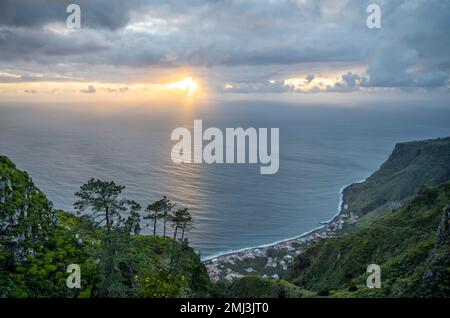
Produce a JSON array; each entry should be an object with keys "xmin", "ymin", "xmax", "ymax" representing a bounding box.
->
[{"xmin": 1, "ymin": 100, "xmax": 450, "ymax": 259}]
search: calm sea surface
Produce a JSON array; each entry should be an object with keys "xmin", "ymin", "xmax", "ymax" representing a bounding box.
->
[{"xmin": 1, "ymin": 100, "xmax": 450, "ymax": 258}]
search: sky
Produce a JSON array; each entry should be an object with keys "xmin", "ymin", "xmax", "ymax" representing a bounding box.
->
[{"xmin": 0, "ymin": 0, "xmax": 449, "ymax": 103}]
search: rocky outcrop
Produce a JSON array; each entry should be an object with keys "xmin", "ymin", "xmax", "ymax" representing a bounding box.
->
[
  {"xmin": 436, "ymin": 204, "xmax": 450, "ymax": 248},
  {"xmin": 0, "ymin": 155, "xmax": 57, "ymax": 265}
]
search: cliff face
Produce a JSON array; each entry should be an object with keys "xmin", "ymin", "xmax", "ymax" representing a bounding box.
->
[
  {"xmin": 436, "ymin": 204, "xmax": 450, "ymax": 248},
  {"xmin": 341, "ymin": 137, "xmax": 450, "ymax": 228},
  {"xmin": 0, "ymin": 156, "xmax": 57, "ymax": 264},
  {"xmin": 285, "ymin": 137, "xmax": 450, "ymax": 297},
  {"xmin": 286, "ymin": 180, "xmax": 450, "ymax": 297}
]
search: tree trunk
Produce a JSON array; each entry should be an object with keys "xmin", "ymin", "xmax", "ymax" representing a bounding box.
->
[
  {"xmin": 101, "ymin": 206, "xmax": 114, "ymax": 296},
  {"xmin": 173, "ymin": 225, "xmax": 178, "ymax": 242},
  {"xmin": 170, "ymin": 225, "xmax": 179, "ymax": 266},
  {"xmin": 181, "ymin": 221, "xmax": 186, "ymax": 241},
  {"xmin": 102, "ymin": 235, "xmax": 115, "ymax": 297},
  {"xmin": 153, "ymin": 212, "xmax": 157, "ymax": 236},
  {"xmin": 105, "ymin": 206, "xmax": 111, "ymax": 233},
  {"xmin": 176, "ymin": 224, "xmax": 186, "ymax": 268},
  {"xmin": 163, "ymin": 212, "xmax": 167, "ymax": 237}
]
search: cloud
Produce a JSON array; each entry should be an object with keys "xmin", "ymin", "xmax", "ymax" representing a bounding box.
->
[
  {"xmin": 80, "ymin": 85, "xmax": 96, "ymax": 94},
  {"xmin": 0, "ymin": 0, "xmax": 449, "ymax": 93},
  {"xmin": 414, "ymin": 71, "xmax": 449, "ymax": 88},
  {"xmin": 305, "ymin": 74, "xmax": 315, "ymax": 83},
  {"xmin": 100, "ymin": 86, "xmax": 129, "ymax": 93},
  {"xmin": 0, "ymin": 72, "xmax": 74, "ymax": 83},
  {"xmin": 0, "ymin": 0, "xmax": 366, "ymax": 68},
  {"xmin": 221, "ymin": 72, "xmax": 365, "ymax": 94},
  {"xmin": 221, "ymin": 80, "xmax": 295, "ymax": 93},
  {"xmin": 342, "ymin": 72, "xmax": 361, "ymax": 88},
  {"xmin": 0, "ymin": 0, "xmax": 142, "ymax": 30},
  {"xmin": 365, "ymin": 44, "xmax": 449, "ymax": 89},
  {"xmin": 367, "ymin": 45, "xmax": 418, "ymax": 87},
  {"xmin": 0, "ymin": 27, "xmax": 111, "ymax": 65}
]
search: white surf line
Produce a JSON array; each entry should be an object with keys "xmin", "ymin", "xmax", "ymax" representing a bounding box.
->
[{"xmin": 201, "ymin": 178, "xmax": 367, "ymax": 262}]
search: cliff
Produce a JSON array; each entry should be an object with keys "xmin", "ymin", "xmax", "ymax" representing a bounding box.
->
[
  {"xmin": 286, "ymin": 181, "xmax": 450, "ymax": 297},
  {"xmin": 341, "ymin": 137, "xmax": 450, "ymax": 229},
  {"xmin": 0, "ymin": 155, "xmax": 210, "ymax": 298}
]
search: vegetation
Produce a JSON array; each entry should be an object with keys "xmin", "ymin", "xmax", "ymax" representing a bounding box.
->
[
  {"xmin": 220, "ymin": 275, "xmax": 315, "ymax": 298},
  {"xmin": 286, "ymin": 181, "xmax": 450, "ymax": 297},
  {"xmin": 74, "ymin": 179, "xmax": 143, "ymax": 296},
  {"xmin": 224, "ymin": 137, "xmax": 450, "ymax": 298},
  {"xmin": 0, "ymin": 155, "xmax": 210, "ymax": 298},
  {"xmin": 1, "ymin": 136, "xmax": 450, "ymax": 298},
  {"xmin": 342, "ymin": 136, "xmax": 450, "ymax": 230}
]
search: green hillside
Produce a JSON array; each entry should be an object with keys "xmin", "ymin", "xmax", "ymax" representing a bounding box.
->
[
  {"xmin": 223, "ymin": 137, "xmax": 450, "ymax": 298},
  {"xmin": 286, "ymin": 181, "xmax": 450, "ymax": 297},
  {"xmin": 0, "ymin": 155, "xmax": 210, "ymax": 298},
  {"xmin": 220, "ymin": 275, "xmax": 315, "ymax": 298},
  {"xmin": 342, "ymin": 137, "xmax": 450, "ymax": 229},
  {"xmin": 2, "ymin": 135, "xmax": 450, "ymax": 298}
]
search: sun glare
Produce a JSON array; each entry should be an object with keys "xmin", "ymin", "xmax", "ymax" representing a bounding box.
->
[{"xmin": 167, "ymin": 77, "xmax": 198, "ymax": 93}]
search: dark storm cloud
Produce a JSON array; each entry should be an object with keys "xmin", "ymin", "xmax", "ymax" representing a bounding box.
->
[
  {"xmin": 0, "ymin": 27, "xmax": 111, "ymax": 63},
  {"xmin": 0, "ymin": 0, "xmax": 365, "ymax": 67},
  {"xmin": 0, "ymin": 0, "xmax": 449, "ymax": 92},
  {"xmin": 0, "ymin": 0, "xmax": 139, "ymax": 30}
]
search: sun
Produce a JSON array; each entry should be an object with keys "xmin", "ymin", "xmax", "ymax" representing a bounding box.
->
[{"xmin": 167, "ymin": 77, "xmax": 198, "ymax": 93}]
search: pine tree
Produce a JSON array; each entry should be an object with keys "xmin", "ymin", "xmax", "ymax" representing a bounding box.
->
[
  {"xmin": 145, "ymin": 199, "xmax": 165, "ymax": 235},
  {"xmin": 74, "ymin": 178, "xmax": 141, "ymax": 297},
  {"xmin": 169, "ymin": 208, "xmax": 191, "ymax": 267},
  {"xmin": 161, "ymin": 196, "xmax": 176, "ymax": 237}
]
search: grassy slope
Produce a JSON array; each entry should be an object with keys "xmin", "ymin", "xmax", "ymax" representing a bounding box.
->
[
  {"xmin": 221, "ymin": 275, "xmax": 315, "ymax": 298},
  {"xmin": 342, "ymin": 137, "xmax": 450, "ymax": 228},
  {"xmin": 287, "ymin": 181, "xmax": 450, "ymax": 297}
]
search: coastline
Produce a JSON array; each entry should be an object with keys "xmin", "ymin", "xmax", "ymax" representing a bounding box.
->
[{"xmin": 203, "ymin": 179, "xmax": 364, "ymax": 281}]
